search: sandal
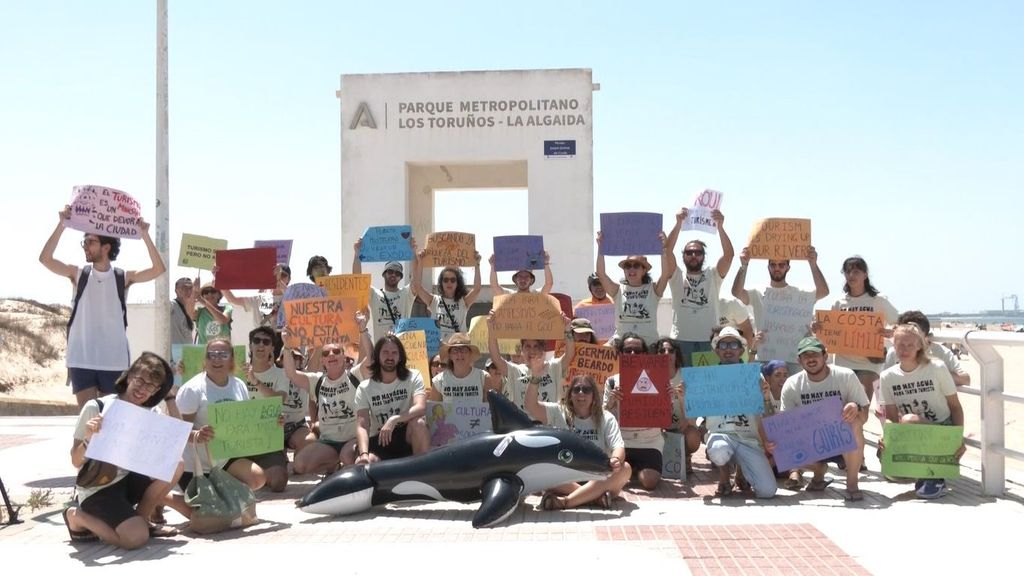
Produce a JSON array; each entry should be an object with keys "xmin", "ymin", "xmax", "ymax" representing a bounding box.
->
[
  {"xmin": 806, "ymin": 478, "xmax": 834, "ymax": 492},
  {"xmin": 597, "ymin": 491, "xmax": 613, "ymax": 510},
  {"xmin": 149, "ymin": 524, "xmax": 179, "ymax": 538},
  {"xmin": 714, "ymin": 480, "xmax": 734, "ymax": 497},
  {"xmin": 62, "ymin": 508, "xmax": 98, "ymax": 543},
  {"xmin": 735, "ymin": 475, "xmax": 751, "ymax": 493},
  {"xmin": 784, "ymin": 475, "xmax": 804, "ymax": 491},
  {"xmin": 844, "ymin": 489, "xmax": 865, "ymax": 502},
  {"xmin": 540, "ymin": 493, "xmax": 565, "ymax": 511}
]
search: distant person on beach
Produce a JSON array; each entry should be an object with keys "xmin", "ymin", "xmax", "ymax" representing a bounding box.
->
[
  {"xmin": 170, "ymin": 277, "xmax": 197, "ymax": 345},
  {"xmin": 489, "ymin": 250, "xmax": 554, "ymax": 295},
  {"xmin": 39, "ymin": 206, "xmax": 166, "ymax": 408},
  {"xmin": 883, "ymin": 310, "xmax": 970, "ymax": 386},
  {"xmin": 731, "ymin": 245, "xmax": 829, "ymax": 375},
  {"xmin": 353, "ymin": 237, "xmax": 415, "ymax": 342}
]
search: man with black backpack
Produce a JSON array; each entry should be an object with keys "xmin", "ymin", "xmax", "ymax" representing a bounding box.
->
[{"xmin": 39, "ymin": 205, "xmax": 166, "ymax": 408}]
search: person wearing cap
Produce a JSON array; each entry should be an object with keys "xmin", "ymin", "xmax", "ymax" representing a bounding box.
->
[
  {"xmin": 663, "ymin": 206, "xmax": 735, "ymax": 367},
  {"xmin": 731, "ymin": 245, "xmax": 829, "ymax": 375},
  {"xmin": 353, "ymin": 236, "xmax": 416, "ymax": 342},
  {"xmin": 699, "ymin": 327, "xmax": 777, "ymax": 499},
  {"xmin": 485, "ymin": 311, "xmax": 574, "ymax": 409},
  {"xmin": 569, "ymin": 318, "xmax": 598, "ymax": 345},
  {"xmin": 195, "ymin": 282, "xmax": 233, "ymax": 345},
  {"xmin": 593, "ymin": 228, "xmax": 673, "ymax": 346},
  {"xmin": 429, "ymin": 333, "xmax": 497, "ymax": 402},
  {"xmin": 40, "ymin": 205, "xmax": 166, "ymax": 408},
  {"xmin": 654, "ymin": 337, "xmax": 702, "ymax": 475},
  {"xmin": 220, "ymin": 263, "xmax": 292, "ymax": 331},
  {"xmin": 170, "ymin": 277, "xmax": 197, "ymax": 344},
  {"xmin": 488, "ymin": 250, "xmax": 554, "ymax": 295},
  {"xmin": 574, "ymin": 273, "xmax": 613, "ymax": 311},
  {"xmin": 779, "ymin": 336, "xmax": 869, "ymax": 500},
  {"xmin": 411, "ymin": 251, "xmax": 483, "ymax": 343},
  {"xmin": 63, "ymin": 351, "xmax": 183, "ymax": 547}
]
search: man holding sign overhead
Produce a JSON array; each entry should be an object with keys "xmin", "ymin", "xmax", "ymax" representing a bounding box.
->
[{"xmin": 353, "ymin": 236, "xmax": 416, "ymax": 343}]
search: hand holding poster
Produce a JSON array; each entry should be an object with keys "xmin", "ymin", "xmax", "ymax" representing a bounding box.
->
[
  {"xmin": 395, "ymin": 318, "xmax": 442, "ymax": 358},
  {"xmin": 214, "ymin": 247, "xmax": 277, "ymax": 290},
  {"xmin": 618, "ymin": 354, "xmax": 672, "ymax": 428},
  {"xmin": 814, "ymin": 310, "xmax": 886, "ymax": 357},
  {"xmin": 599, "ymin": 212, "xmax": 664, "ymax": 256},
  {"xmin": 565, "ymin": 343, "xmax": 618, "ymax": 391},
  {"xmin": 179, "ymin": 233, "xmax": 229, "ymax": 270},
  {"xmin": 468, "ymin": 314, "xmax": 519, "ymax": 355},
  {"xmin": 84, "ymin": 399, "xmax": 193, "ymax": 483},
  {"xmin": 208, "ymin": 397, "xmax": 284, "ymax": 460},
  {"xmin": 747, "ymin": 218, "xmax": 812, "ymax": 260},
  {"xmin": 682, "ymin": 363, "xmax": 764, "ymax": 417},
  {"xmin": 396, "ymin": 330, "xmax": 430, "ymax": 389},
  {"xmin": 762, "ymin": 396, "xmax": 857, "ymax": 471},
  {"xmin": 426, "ymin": 401, "xmax": 493, "ymax": 448},
  {"xmin": 492, "ymin": 235, "xmax": 545, "ymax": 272},
  {"xmin": 661, "ymin": 431, "xmax": 685, "ymax": 480},
  {"xmin": 881, "ymin": 423, "xmax": 963, "ymax": 479},
  {"xmin": 490, "ymin": 293, "xmax": 564, "ymax": 340},
  {"xmin": 253, "ymin": 239, "xmax": 293, "ymax": 265},
  {"xmin": 282, "ymin": 297, "xmax": 359, "ymax": 350},
  {"xmin": 316, "ymin": 274, "xmax": 372, "ymax": 310},
  {"xmin": 681, "ymin": 189, "xmax": 723, "ymax": 234},
  {"xmin": 756, "ymin": 289, "xmax": 819, "ymax": 363},
  {"xmin": 422, "ymin": 231, "xmax": 476, "ymax": 267},
  {"xmin": 359, "ymin": 225, "xmax": 414, "ymax": 262},
  {"xmin": 67, "ymin": 185, "xmax": 143, "ymax": 239}
]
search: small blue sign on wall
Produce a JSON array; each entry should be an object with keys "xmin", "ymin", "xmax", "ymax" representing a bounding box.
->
[{"xmin": 544, "ymin": 140, "xmax": 576, "ymax": 158}]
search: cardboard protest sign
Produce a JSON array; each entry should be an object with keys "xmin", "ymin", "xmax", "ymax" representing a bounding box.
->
[
  {"xmin": 814, "ymin": 310, "xmax": 886, "ymax": 357},
  {"xmin": 84, "ymin": 399, "xmax": 192, "ymax": 483},
  {"xmin": 208, "ymin": 397, "xmax": 283, "ymax": 460},
  {"xmin": 573, "ymin": 304, "xmax": 615, "ymax": 340},
  {"xmin": 681, "ymin": 189, "xmax": 723, "ymax": 234},
  {"xmin": 396, "ymin": 330, "xmax": 431, "ymax": 390},
  {"xmin": 395, "ymin": 318, "xmax": 442, "ymax": 359},
  {"xmin": 253, "ymin": 239, "xmax": 293, "ymax": 265},
  {"xmin": 565, "ymin": 343, "xmax": 618, "ymax": 391},
  {"xmin": 617, "ymin": 354, "xmax": 673, "ymax": 428},
  {"xmin": 490, "ymin": 293, "xmax": 564, "ymax": 341},
  {"xmin": 359, "ymin": 225, "xmax": 413, "ymax": 262},
  {"xmin": 422, "ymin": 231, "xmax": 476, "ymax": 267},
  {"xmin": 599, "ymin": 212, "xmax": 663, "ymax": 256},
  {"xmin": 467, "ymin": 314, "xmax": 520, "ymax": 355},
  {"xmin": 180, "ymin": 345, "xmax": 247, "ymax": 383},
  {"xmin": 316, "ymin": 274, "xmax": 371, "ymax": 310},
  {"xmin": 754, "ymin": 289, "xmax": 818, "ymax": 363},
  {"xmin": 426, "ymin": 401, "xmax": 493, "ymax": 448},
  {"xmin": 881, "ymin": 423, "xmax": 963, "ymax": 479},
  {"xmin": 213, "ymin": 247, "xmax": 277, "ymax": 290},
  {"xmin": 282, "ymin": 297, "xmax": 359, "ymax": 350},
  {"xmin": 179, "ymin": 233, "xmax": 228, "ymax": 270},
  {"xmin": 762, "ymin": 396, "xmax": 857, "ymax": 471},
  {"xmin": 276, "ymin": 282, "xmax": 327, "ymax": 328},
  {"xmin": 661, "ymin": 431, "xmax": 685, "ymax": 480},
  {"xmin": 67, "ymin": 185, "xmax": 143, "ymax": 239},
  {"xmin": 747, "ymin": 218, "xmax": 812, "ymax": 260},
  {"xmin": 682, "ymin": 363, "xmax": 764, "ymax": 417},
  {"xmin": 492, "ymin": 235, "xmax": 545, "ymax": 272}
]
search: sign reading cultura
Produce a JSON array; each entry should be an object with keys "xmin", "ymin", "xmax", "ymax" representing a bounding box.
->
[{"xmin": 350, "ymin": 98, "xmax": 587, "ymax": 130}]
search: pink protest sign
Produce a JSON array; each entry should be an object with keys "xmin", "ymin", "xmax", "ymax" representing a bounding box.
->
[{"xmin": 67, "ymin": 185, "xmax": 142, "ymax": 239}]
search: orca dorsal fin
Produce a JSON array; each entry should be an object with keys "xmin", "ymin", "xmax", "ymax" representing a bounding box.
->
[{"xmin": 487, "ymin": 390, "xmax": 539, "ymax": 434}]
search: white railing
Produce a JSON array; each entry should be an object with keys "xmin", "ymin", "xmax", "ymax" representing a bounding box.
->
[{"xmin": 932, "ymin": 328, "xmax": 1024, "ymax": 496}]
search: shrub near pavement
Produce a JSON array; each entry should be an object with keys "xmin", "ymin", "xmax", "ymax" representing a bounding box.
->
[{"xmin": 0, "ymin": 299, "xmax": 69, "ymax": 394}]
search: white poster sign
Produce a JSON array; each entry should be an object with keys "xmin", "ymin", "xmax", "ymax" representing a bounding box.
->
[
  {"xmin": 85, "ymin": 399, "xmax": 193, "ymax": 483},
  {"xmin": 682, "ymin": 189, "xmax": 723, "ymax": 234}
]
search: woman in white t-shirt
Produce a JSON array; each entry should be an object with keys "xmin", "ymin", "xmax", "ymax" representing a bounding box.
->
[
  {"xmin": 594, "ymin": 231, "xmax": 674, "ymax": 346},
  {"xmin": 411, "ymin": 251, "xmax": 482, "ymax": 343},
  {"xmin": 429, "ymin": 333, "xmax": 497, "ymax": 402}
]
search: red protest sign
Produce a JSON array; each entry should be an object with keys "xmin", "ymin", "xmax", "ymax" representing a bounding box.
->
[
  {"xmin": 214, "ymin": 247, "xmax": 277, "ymax": 290},
  {"xmin": 618, "ymin": 354, "xmax": 673, "ymax": 428}
]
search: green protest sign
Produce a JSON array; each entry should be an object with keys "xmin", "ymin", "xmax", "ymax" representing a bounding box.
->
[
  {"xmin": 881, "ymin": 423, "xmax": 963, "ymax": 479},
  {"xmin": 208, "ymin": 397, "xmax": 283, "ymax": 460},
  {"xmin": 180, "ymin": 345, "xmax": 246, "ymax": 383}
]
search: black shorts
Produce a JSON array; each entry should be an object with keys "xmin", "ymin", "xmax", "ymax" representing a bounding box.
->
[
  {"xmin": 625, "ymin": 447, "xmax": 663, "ymax": 477},
  {"xmin": 284, "ymin": 420, "xmax": 310, "ymax": 444},
  {"xmin": 79, "ymin": 471, "xmax": 153, "ymax": 530},
  {"xmin": 368, "ymin": 423, "xmax": 413, "ymax": 461}
]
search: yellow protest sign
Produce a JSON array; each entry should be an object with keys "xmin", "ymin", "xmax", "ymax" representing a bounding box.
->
[
  {"xmin": 316, "ymin": 274, "xmax": 371, "ymax": 310},
  {"xmin": 283, "ymin": 297, "xmax": 359, "ymax": 350},
  {"xmin": 468, "ymin": 315, "xmax": 520, "ymax": 355},
  {"xmin": 396, "ymin": 330, "xmax": 431, "ymax": 392},
  {"xmin": 566, "ymin": 343, "xmax": 618, "ymax": 393},
  {"xmin": 490, "ymin": 293, "xmax": 564, "ymax": 340},
  {"xmin": 422, "ymin": 231, "xmax": 476, "ymax": 267},
  {"xmin": 179, "ymin": 233, "xmax": 228, "ymax": 270},
  {"xmin": 814, "ymin": 310, "xmax": 886, "ymax": 357},
  {"xmin": 747, "ymin": 218, "xmax": 811, "ymax": 260}
]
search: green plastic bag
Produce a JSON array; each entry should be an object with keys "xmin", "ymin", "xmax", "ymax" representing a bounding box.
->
[{"xmin": 184, "ymin": 444, "xmax": 258, "ymax": 534}]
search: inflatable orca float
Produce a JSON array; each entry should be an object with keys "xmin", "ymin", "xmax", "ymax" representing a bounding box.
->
[{"xmin": 296, "ymin": 390, "xmax": 612, "ymax": 528}]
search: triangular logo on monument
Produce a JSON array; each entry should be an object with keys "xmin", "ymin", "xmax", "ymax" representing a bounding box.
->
[
  {"xmin": 631, "ymin": 369, "xmax": 658, "ymax": 394},
  {"xmin": 349, "ymin": 102, "xmax": 377, "ymax": 130}
]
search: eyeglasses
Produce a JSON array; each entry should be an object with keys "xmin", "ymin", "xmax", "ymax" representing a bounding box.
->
[
  {"xmin": 683, "ymin": 250, "xmax": 705, "ymax": 256},
  {"xmin": 716, "ymin": 341, "xmax": 742, "ymax": 350},
  {"xmin": 80, "ymin": 238, "xmax": 99, "ymax": 248},
  {"xmin": 206, "ymin": 350, "xmax": 232, "ymax": 360},
  {"xmin": 658, "ymin": 346, "xmax": 675, "ymax": 354},
  {"xmin": 622, "ymin": 263, "xmax": 643, "ymax": 270},
  {"xmin": 441, "ymin": 277, "xmax": 458, "ymax": 283},
  {"xmin": 622, "ymin": 348, "xmax": 643, "ymax": 355},
  {"xmin": 129, "ymin": 376, "xmax": 161, "ymax": 392},
  {"xmin": 571, "ymin": 386, "xmax": 594, "ymax": 395},
  {"xmin": 431, "ymin": 361, "xmax": 446, "ymax": 368},
  {"xmin": 323, "ymin": 348, "xmax": 343, "ymax": 357},
  {"xmin": 251, "ymin": 337, "xmax": 273, "ymax": 346}
]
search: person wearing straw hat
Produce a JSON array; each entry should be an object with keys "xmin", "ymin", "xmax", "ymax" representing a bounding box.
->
[{"xmin": 429, "ymin": 333, "xmax": 498, "ymax": 402}]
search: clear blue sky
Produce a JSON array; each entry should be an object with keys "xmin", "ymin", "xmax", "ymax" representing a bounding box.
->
[{"xmin": 2, "ymin": 1, "xmax": 1021, "ymax": 314}]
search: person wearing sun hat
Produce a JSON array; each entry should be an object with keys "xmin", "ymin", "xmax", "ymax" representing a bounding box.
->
[
  {"xmin": 352, "ymin": 235, "xmax": 416, "ymax": 342},
  {"xmin": 429, "ymin": 333, "xmax": 498, "ymax": 402},
  {"xmin": 593, "ymin": 227, "xmax": 674, "ymax": 346}
]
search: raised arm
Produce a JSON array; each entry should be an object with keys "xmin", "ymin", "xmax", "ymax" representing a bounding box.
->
[
  {"xmin": 594, "ymin": 232, "xmax": 619, "ymax": 298},
  {"xmin": 524, "ymin": 380, "xmax": 549, "ymax": 424},
  {"xmin": 712, "ymin": 210, "xmax": 734, "ymax": 279},
  {"xmin": 731, "ymin": 247, "xmax": 752, "ymax": 305},
  {"xmin": 464, "ymin": 251, "xmax": 483, "ymax": 307},
  {"xmin": 486, "ymin": 311, "xmax": 510, "ymax": 374},
  {"xmin": 220, "ymin": 288, "xmax": 251, "ymax": 310},
  {"xmin": 38, "ymin": 206, "xmax": 77, "ymax": 282},
  {"xmin": 410, "ymin": 248, "xmax": 433, "ymax": 305},
  {"xmin": 665, "ymin": 206, "xmax": 687, "ymax": 253},
  {"xmin": 555, "ymin": 314, "xmax": 575, "ymax": 364},
  {"xmin": 807, "ymin": 246, "xmax": 830, "ymax": 299},
  {"xmin": 489, "ymin": 254, "xmax": 508, "ymax": 296},
  {"xmin": 351, "ymin": 236, "xmax": 363, "ymax": 274},
  {"xmin": 654, "ymin": 231, "xmax": 674, "ymax": 296},
  {"xmin": 351, "ymin": 312, "xmax": 374, "ymax": 374},
  {"xmin": 197, "ymin": 292, "xmax": 231, "ymax": 325},
  {"xmin": 540, "ymin": 250, "xmax": 553, "ymax": 294},
  {"xmin": 125, "ymin": 218, "xmax": 166, "ymax": 287},
  {"xmin": 281, "ymin": 338, "xmax": 311, "ymax": 389}
]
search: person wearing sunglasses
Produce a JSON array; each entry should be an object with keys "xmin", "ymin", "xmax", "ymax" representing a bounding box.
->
[
  {"xmin": 654, "ymin": 337, "xmax": 702, "ymax": 476},
  {"xmin": 64, "ymin": 352, "xmax": 184, "ymax": 547},
  {"xmin": 488, "ymin": 251, "xmax": 554, "ymax": 296},
  {"xmin": 428, "ymin": 333, "xmax": 498, "ymax": 402},
  {"xmin": 523, "ymin": 375, "xmax": 630, "ymax": 510},
  {"xmin": 700, "ymin": 327, "xmax": 777, "ymax": 499},
  {"xmin": 353, "ymin": 235, "xmax": 416, "ymax": 342},
  {"xmin": 195, "ymin": 282, "xmax": 233, "ymax": 345},
  {"xmin": 593, "ymin": 229, "xmax": 673, "ymax": 347},
  {"xmin": 485, "ymin": 311, "xmax": 575, "ymax": 409},
  {"xmin": 662, "ymin": 206, "xmax": 735, "ymax": 367},
  {"xmin": 411, "ymin": 252, "xmax": 483, "ymax": 343}
]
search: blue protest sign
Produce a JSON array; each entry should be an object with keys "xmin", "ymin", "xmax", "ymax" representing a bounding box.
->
[
  {"xmin": 492, "ymin": 235, "xmax": 545, "ymax": 272},
  {"xmin": 682, "ymin": 363, "xmax": 764, "ymax": 417},
  {"xmin": 395, "ymin": 317, "xmax": 442, "ymax": 358},
  {"xmin": 359, "ymin": 226, "xmax": 414, "ymax": 262},
  {"xmin": 599, "ymin": 212, "xmax": 664, "ymax": 256},
  {"xmin": 762, "ymin": 396, "xmax": 856, "ymax": 471},
  {"xmin": 277, "ymin": 282, "xmax": 327, "ymax": 328}
]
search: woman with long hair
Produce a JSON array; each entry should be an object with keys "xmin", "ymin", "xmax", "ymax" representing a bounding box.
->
[
  {"xmin": 411, "ymin": 252, "xmax": 482, "ymax": 343},
  {"xmin": 594, "ymin": 231, "xmax": 673, "ymax": 346}
]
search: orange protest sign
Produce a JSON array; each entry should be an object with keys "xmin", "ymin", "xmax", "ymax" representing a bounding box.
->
[
  {"xmin": 396, "ymin": 330, "xmax": 431, "ymax": 393},
  {"xmin": 316, "ymin": 274, "xmax": 371, "ymax": 310},
  {"xmin": 747, "ymin": 218, "xmax": 812, "ymax": 260},
  {"xmin": 490, "ymin": 293, "xmax": 564, "ymax": 341},
  {"xmin": 565, "ymin": 343, "xmax": 618, "ymax": 393},
  {"xmin": 814, "ymin": 310, "xmax": 886, "ymax": 357},
  {"xmin": 282, "ymin": 297, "xmax": 359, "ymax": 350},
  {"xmin": 422, "ymin": 231, "xmax": 476, "ymax": 267}
]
